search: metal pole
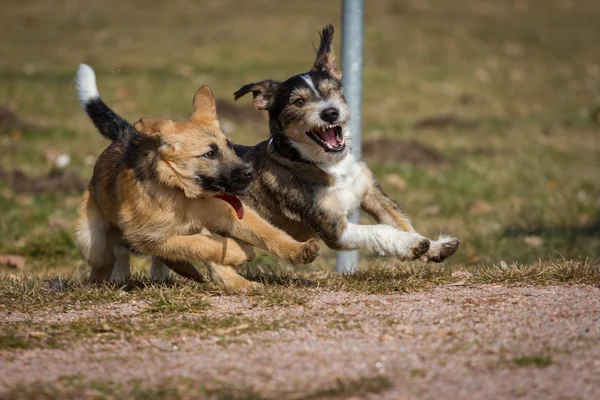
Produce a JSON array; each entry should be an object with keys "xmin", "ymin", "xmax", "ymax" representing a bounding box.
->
[{"xmin": 336, "ymin": 0, "xmax": 364, "ymax": 274}]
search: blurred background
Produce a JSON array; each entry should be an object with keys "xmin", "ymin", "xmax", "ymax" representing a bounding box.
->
[{"xmin": 0, "ymin": 0, "xmax": 598, "ymax": 275}]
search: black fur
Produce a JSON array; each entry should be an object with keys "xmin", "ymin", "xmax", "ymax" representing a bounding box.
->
[
  {"xmin": 196, "ymin": 165, "xmax": 254, "ymax": 196},
  {"xmin": 235, "ymin": 135, "xmax": 309, "ymax": 164},
  {"xmin": 84, "ymin": 97, "xmax": 136, "ymax": 142},
  {"xmin": 313, "ymin": 24, "xmax": 336, "ymax": 73}
]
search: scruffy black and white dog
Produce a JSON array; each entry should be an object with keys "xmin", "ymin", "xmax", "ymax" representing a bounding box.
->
[{"xmin": 229, "ymin": 25, "xmax": 460, "ymax": 263}]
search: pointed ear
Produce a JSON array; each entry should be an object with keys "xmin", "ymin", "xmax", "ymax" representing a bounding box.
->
[
  {"xmin": 311, "ymin": 24, "xmax": 342, "ymax": 80},
  {"xmin": 134, "ymin": 117, "xmax": 161, "ymax": 135},
  {"xmin": 191, "ymin": 85, "xmax": 219, "ymax": 126},
  {"xmin": 233, "ymin": 80, "xmax": 280, "ymax": 110}
]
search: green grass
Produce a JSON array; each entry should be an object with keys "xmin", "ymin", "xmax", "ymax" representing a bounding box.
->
[
  {"xmin": 513, "ymin": 354, "xmax": 554, "ymax": 369},
  {"xmin": 0, "ymin": 334, "xmax": 32, "ymax": 350}
]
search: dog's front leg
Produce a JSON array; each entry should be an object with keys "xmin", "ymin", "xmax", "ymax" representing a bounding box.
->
[
  {"xmin": 226, "ymin": 208, "xmax": 321, "ymax": 264},
  {"xmin": 360, "ymin": 177, "xmax": 460, "ymax": 263},
  {"xmin": 137, "ymin": 233, "xmax": 256, "ymax": 268},
  {"xmin": 303, "ymin": 205, "xmax": 430, "ymax": 260},
  {"xmin": 152, "ymin": 257, "xmax": 258, "ymax": 290},
  {"xmin": 336, "ymin": 221, "xmax": 431, "ymax": 260}
]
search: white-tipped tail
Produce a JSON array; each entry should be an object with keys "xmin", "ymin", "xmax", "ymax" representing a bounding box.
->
[{"xmin": 75, "ymin": 64, "xmax": 99, "ymax": 107}]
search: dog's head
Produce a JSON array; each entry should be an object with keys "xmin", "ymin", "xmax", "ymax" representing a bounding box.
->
[
  {"xmin": 234, "ymin": 24, "xmax": 350, "ymax": 164},
  {"xmin": 133, "ymin": 86, "xmax": 254, "ymax": 199}
]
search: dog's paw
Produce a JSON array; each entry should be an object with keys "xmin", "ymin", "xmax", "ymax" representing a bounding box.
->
[
  {"xmin": 225, "ymin": 279, "xmax": 263, "ymax": 292},
  {"xmin": 226, "ymin": 239, "xmax": 256, "ymax": 267},
  {"xmin": 420, "ymin": 235, "xmax": 460, "ymax": 263},
  {"xmin": 408, "ymin": 235, "xmax": 431, "ymax": 260},
  {"xmin": 291, "ymin": 239, "xmax": 321, "ymax": 264}
]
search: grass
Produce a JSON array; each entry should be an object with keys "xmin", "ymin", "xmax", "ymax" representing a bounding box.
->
[
  {"xmin": 512, "ymin": 354, "xmax": 554, "ymax": 369},
  {"xmin": 3, "ymin": 377, "xmax": 265, "ymax": 400},
  {"xmin": 3, "ymin": 375, "xmax": 392, "ymax": 400},
  {"xmin": 1, "ymin": 259, "xmax": 598, "ymax": 316}
]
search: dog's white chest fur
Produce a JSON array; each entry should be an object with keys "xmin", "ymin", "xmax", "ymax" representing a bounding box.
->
[{"xmin": 319, "ymin": 154, "xmax": 366, "ymax": 215}]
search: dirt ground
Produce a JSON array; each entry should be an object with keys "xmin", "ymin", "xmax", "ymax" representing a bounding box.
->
[{"xmin": 2, "ymin": 284, "xmax": 599, "ymax": 399}]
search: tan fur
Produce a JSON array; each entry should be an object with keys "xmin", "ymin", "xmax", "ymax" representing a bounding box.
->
[{"xmin": 76, "ymin": 85, "xmax": 320, "ymax": 290}]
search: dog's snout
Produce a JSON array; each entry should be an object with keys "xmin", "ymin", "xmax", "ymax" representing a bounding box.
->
[
  {"xmin": 231, "ymin": 166, "xmax": 255, "ymax": 183},
  {"xmin": 320, "ymin": 107, "xmax": 339, "ymax": 123},
  {"xmin": 241, "ymin": 168, "xmax": 254, "ymax": 180}
]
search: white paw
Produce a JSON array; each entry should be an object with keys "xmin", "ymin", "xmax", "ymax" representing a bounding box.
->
[
  {"xmin": 420, "ymin": 235, "xmax": 460, "ymax": 263},
  {"xmin": 406, "ymin": 233, "xmax": 431, "ymax": 260},
  {"xmin": 381, "ymin": 229, "xmax": 430, "ymax": 260}
]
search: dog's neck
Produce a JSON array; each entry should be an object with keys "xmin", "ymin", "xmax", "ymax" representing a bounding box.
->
[{"xmin": 266, "ymin": 134, "xmax": 310, "ymax": 164}]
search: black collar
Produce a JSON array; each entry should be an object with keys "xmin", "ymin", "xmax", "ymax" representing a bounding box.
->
[{"xmin": 267, "ymin": 134, "xmax": 311, "ymax": 164}]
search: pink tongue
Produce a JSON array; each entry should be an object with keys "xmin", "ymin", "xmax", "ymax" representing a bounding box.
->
[
  {"xmin": 215, "ymin": 194, "xmax": 244, "ymax": 219},
  {"xmin": 320, "ymin": 128, "xmax": 337, "ymax": 145}
]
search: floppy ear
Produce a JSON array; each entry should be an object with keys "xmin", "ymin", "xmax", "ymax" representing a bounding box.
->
[
  {"xmin": 191, "ymin": 85, "xmax": 219, "ymax": 127},
  {"xmin": 233, "ymin": 80, "xmax": 280, "ymax": 111},
  {"xmin": 311, "ymin": 24, "xmax": 342, "ymax": 80},
  {"xmin": 134, "ymin": 117, "xmax": 161, "ymax": 136}
]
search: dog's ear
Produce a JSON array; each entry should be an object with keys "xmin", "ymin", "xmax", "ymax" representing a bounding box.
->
[
  {"xmin": 134, "ymin": 117, "xmax": 162, "ymax": 136},
  {"xmin": 191, "ymin": 85, "xmax": 220, "ymax": 127},
  {"xmin": 233, "ymin": 80, "xmax": 280, "ymax": 111},
  {"xmin": 311, "ymin": 24, "xmax": 342, "ymax": 80}
]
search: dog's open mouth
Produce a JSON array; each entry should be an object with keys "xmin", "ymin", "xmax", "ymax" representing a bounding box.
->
[
  {"xmin": 215, "ymin": 193, "xmax": 244, "ymax": 219},
  {"xmin": 306, "ymin": 125, "xmax": 345, "ymax": 152}
]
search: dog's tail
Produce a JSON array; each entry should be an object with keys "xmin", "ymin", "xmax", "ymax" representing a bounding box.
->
[{"xmin": 75, "ymin": 64, "xmax": 133, "ymax": 142}]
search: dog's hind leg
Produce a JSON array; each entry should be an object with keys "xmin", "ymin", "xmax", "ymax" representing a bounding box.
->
[
  {"xmin": 110, "ymin": 245, "xmax": 131, "ymax": 282},
  {"xmin": 75, "ymin": 191, "xmax": 119, "ymax": 283},
  {"xmin": 150, "ymin": 257, "xmax": 171, "ymax": 281}
]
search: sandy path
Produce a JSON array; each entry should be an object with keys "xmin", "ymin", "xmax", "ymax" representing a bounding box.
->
[{"xmin": 1, "ymin": 285, "xmax": 599, "ymax": 399}]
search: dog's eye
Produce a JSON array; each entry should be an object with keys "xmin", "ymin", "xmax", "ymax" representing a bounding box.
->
[
  {"xmin": 294, "ymin": 98, "xmax": 306, "ymax": 107},
  {"xmin": 200, "ymin": 150, "xmax": 217, "ymax": 159}
]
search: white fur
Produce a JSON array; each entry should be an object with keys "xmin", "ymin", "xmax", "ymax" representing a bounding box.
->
[
  {"xmin": 429, "ymin": 234, "xmax": 455, "ymax": 250},
  {"xmin": 75, "ymin": 213, "xmax": 111, "ymax": 266},
  {"xmin": 150, "ymin": 257, "xmax": 171, "ymax": 281},
  {"xmin": 421, "ymin": 234, "xmax": 459, "ymax": 261},
  {"xmin": 339, "ymin": 223, "xmax": 427, "ymax": 259},
  {"xmin": 301, "ymin": 74, "xmax": 320, "ymax": 97},
  {"xmin": 318, "ymin": 153, "xmax": 365, "ymax": 215},
  {"xmin": 317, "ymin": 154, "xmax": 427, "ymax": 258},
  {"xmin": 75, "ymin": 64, "xmax": 99, "ymax": 107},
  {"xmin": 110, "ymin": 245, "xmax": 131, "ymax": 282}
]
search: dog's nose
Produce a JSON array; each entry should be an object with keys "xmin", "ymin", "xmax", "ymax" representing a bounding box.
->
[
  {"xmin": 231, "ymin": 166, "xmax": 255, "ymax": 182},
  {"xmin": 320, "ymin": 107, "xmax": 339, "ymax": 123}
]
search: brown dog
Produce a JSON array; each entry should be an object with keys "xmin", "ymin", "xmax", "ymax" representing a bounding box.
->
[{"xmin": 74, "ymin": 64, "xmax": 320, "ymax": 290}]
